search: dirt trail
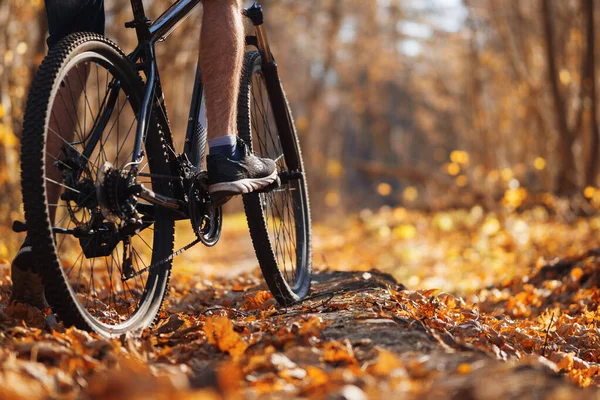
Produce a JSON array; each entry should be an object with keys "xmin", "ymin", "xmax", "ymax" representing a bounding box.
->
[
  {"xmin": 1, "ymin": 209, "xmax": 600, "ymax": 398},
  {"xmin": 0, "ymin": 265, "xmax": 593, "ymax": 399},
  {"xmin": 177, "ymin": 269, "xmax": 592, "ymax": 399}
]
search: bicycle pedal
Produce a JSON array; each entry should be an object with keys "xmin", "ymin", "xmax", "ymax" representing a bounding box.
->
[
  {"xmin": 256, "ymin": 176, "xmax": 281, "ymax": 194},
  {"xmin": 12, "ymin": 220, "xmax": 28, "ymax": 233}
]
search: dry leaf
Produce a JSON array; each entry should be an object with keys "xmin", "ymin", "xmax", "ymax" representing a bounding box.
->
[{"xmin": 203, "ymin": 316, "xmax": 248, "ymax": 357}]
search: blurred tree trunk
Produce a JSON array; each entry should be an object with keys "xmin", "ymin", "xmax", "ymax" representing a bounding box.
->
[
  {"xmin": 541, "ymin": 0, "xmax": 578, "ymax": 195},
  {"xmin": 465, "ymin": 5, "xmax": 491, "ymax": 169},
  {"xmin": 305, "ymin": 0, "xmax": 342, "ymax": 168},
  {"xmin": 0, "ymin": 2, "xmax": 46, "ymax": 226},
  {"xmin": 584, "ymin": 0, "xmax": 599, "ymax": 186},
  {"xmin": 490, "ymin": 2, "xmax": 553, "ymax": 170}
]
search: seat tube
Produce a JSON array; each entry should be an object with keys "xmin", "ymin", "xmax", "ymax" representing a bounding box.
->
[
  {"xmin": 130, "ymin": 0, "xmax": 147, "ymax": 21},
  {"xmin": 184, "ymin": 59, "xmax": 207, "ymax": 168},
  {"xmin": 132, "ymin": 44, "xmax": 157, "ymax": 165}
]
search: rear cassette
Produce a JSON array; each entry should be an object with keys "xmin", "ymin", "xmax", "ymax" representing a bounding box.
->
[{"xmin": 96, "ymin": 162, "xmax": 140, "ymax": 223}]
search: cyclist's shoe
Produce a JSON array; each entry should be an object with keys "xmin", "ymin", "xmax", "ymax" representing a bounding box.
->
[
  {"xmin": 207, "ymin": 137, "xmax": 277, "ymax": 202},
  {"xmin": 10, "ymin": 236, "xmax": 50, "ymax": 310}
]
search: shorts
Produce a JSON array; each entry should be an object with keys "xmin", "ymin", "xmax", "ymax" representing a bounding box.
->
[{"xmin": 45, "ymin": 0, "xmax": 105, "ymax": 47}]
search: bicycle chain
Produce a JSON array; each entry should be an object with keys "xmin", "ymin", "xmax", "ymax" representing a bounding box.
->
[
  {"xmin": 125, "ymin": 235, "xmax": 202, "ymax": 279},
  {"xmin": 124, "ymin": 171, "xmax": 206, "ymax": 280}
]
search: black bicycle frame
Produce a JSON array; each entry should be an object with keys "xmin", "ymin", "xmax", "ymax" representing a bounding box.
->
[
  {"xmin": 129, "ymin": 0, "xmax": 292, "ymax": 167},
  {"xmin": 125, "ymin": 0, "xmax": 202, "ymax": 169},
  {"xmin": 85, "ymin": 0, "xmax": 294, "ymax": 190}
]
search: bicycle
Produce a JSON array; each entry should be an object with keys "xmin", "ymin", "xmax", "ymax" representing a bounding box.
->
[{"xmin": 15, "ymin": 0, "xmax": 312, "ymax": 337}]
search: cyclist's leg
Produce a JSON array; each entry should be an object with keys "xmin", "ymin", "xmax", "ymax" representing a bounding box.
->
[
  {"xmin": 45, "ymin": 0, "xmax": 105, "ymax": 48},
  {"xmin": 11, "ymin": 0, "xmax": 105, "ymax": 308},
  {"xmin": 200, "ymin": 0, "xmax": 244, "ymax": 140},
  {"xmin": 200, "ymin": 0, "xmax": 277, "ymax": 198}
]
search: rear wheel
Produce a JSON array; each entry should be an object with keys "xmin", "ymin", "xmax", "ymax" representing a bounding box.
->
[
  {"xmin": 238, "ymin": 51, "xmax": 312, "ymax": 305},
  {"xmin": 20, "ymin": 33, "xmax": 174, "ymax": 336}
]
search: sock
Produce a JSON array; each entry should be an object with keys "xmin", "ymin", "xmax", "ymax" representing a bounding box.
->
[{"xmin": 208, "ymin": 135, "xmax": 240, "ymax": 160}]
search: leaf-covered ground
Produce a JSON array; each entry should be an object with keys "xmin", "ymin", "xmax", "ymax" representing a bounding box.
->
[{"xmin": 0, "ymin": 207, "xmax": 600, "ymax": 399}]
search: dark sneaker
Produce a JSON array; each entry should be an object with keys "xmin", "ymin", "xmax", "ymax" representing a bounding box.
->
[
  {"xmin": 10, "ymin": 237, "xmax": 50, "ymax": 310},
  {"xmin": 207, "ymin": 138, "xmax": 278, "ymax": 198}
]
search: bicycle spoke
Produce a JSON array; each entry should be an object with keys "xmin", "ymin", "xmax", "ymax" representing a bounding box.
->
[
  {"xmin": 45, "ymin": 177, "xmax": 81, "ymax": 193},
  {"xmin": 65, "ymin": 79, "xmax": 85, "ymax": 138},
  {"xmin": 76, "ymin": 63, "xmax": 96, "ymax": 130},
  {"xmin": 247, "ymin": 65, "xmax": 306, "ymax": 290},
  {"xmin": 55, "ymin": 94, "xmax": 84, "ymax": 143}
]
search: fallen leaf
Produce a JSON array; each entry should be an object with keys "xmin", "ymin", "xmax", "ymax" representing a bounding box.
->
[{"xmin": 203, "ymin": 316, "xmax": 248, "ymax": 357}]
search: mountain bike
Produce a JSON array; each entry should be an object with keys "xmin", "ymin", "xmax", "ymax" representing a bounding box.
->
[{"xmin": 15, "ymin": 0, "xmax": 311, "ymax": 337}]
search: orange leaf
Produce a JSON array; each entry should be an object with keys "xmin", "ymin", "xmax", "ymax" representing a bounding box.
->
[
  {"xmin": 203, "ymin": 316, "xmax": 247, "ymax": 357},
  {"xmin": 369, "ymin": 350, "xmax": 403, "ymax": 376},
  {"xmin": 322, "ymin": 341, "xmax": 356, "ymax": 365},
  {"xmin": 550, "ymin": 352, "xmax": 574, "ymax": 371},
  {"xmin": 243, "ymin": 291, "xmax": 274, "ymax": 310},
  {"xmin": 304, "ymin": 366, "xmax": 329, "ymax": 389},
  {"xmin": 299, "ymin": 317, "xmax": 324, "ymax": 338}
]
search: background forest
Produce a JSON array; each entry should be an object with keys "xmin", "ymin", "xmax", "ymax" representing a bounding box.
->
[{"xmin": 3, "ymin": 0, "xmax": 600, "ymax": 224}]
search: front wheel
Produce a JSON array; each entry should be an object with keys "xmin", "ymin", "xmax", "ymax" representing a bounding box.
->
[
  {"xmin": 20, "ymin": 33, "xmax": 175, "ymax": 336},
  {"xmin": 238, "ymin": 51, "xmax": 312, "ymax": 305}
]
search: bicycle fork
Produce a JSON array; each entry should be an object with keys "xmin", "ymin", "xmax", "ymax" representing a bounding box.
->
[
  {"xmin": 243, "ymin": 2, "xmax": 273, "ymax": 64},
  {"xmin": 244, "ymin": 2, "xmax": 302, "ymax": 170}
]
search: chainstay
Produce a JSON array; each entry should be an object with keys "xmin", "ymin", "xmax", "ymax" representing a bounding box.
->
[
  {"xmin": 126, "ymin": 236, "xmax": 201, "ymax": 279},
  {"xmin": 137, "ymin": 172, "xmax": 182, "ymax": 180}
]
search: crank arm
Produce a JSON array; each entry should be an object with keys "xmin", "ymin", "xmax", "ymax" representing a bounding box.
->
[
  {"xmin": 136, "ymin": 201, "xmax": 189, "ymax": 221},
  {"xmin": 278, "ymin": 170, "xmax": 303, "ymax": 184}
]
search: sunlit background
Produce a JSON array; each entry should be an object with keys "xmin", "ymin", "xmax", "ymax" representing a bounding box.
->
[{"xmin": 2, "ymin": 0, "xmax": 600, "ymax": 293}]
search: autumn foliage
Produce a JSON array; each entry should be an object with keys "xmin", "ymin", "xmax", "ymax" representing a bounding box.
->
[
  {"xmin": 2, "ymin": 0, "xmax": 600, "ymax": 398},
  {"xmin": 0, "ymin": 208, "xmax": 596, "ymax": 398}
]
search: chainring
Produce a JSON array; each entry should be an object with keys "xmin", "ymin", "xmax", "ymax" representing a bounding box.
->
[{"xmin": 189, "ymin": 172, "xmax": 222, "ymax": 247}]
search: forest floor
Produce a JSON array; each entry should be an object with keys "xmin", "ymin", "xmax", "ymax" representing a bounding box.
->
[{"xmin": 0, "ymin": 205, "xmax": 600, "ymax": 399}]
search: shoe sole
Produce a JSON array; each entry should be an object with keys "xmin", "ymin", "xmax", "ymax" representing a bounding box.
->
[{"xmin": 209, "ymin": 170, "xmax": 278, "ymax": 196}]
